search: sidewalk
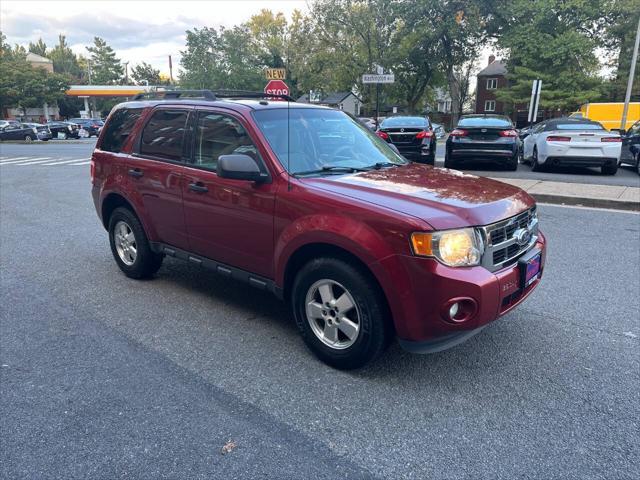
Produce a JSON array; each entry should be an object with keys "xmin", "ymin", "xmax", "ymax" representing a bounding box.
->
[{"xmin": 493, "ymin": 178, "xmax": 640, "ymax": 211}]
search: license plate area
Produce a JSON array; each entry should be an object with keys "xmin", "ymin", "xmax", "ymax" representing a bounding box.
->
[{"xmin": 519, "ymin": 248, "xmax": 541, "ymax": 288}]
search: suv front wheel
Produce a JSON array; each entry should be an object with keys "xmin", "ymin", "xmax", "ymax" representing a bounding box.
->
[
  {"xmin": 108, "ymin": 207, "xmax": 163, "ymax": 279},
  {"xmin": 291, "ymin": 257, "xmax": 392, "ymax": 369}
]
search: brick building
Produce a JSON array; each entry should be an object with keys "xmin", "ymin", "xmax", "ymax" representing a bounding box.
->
[{"xmin": 475, "ymin": 55, "xmax": 508, "ymax": 115}]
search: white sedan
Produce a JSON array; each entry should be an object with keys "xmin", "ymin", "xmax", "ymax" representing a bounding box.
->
[{"xmin": 521, "ymin": 117, "xmax": 622, "ymax": 175}]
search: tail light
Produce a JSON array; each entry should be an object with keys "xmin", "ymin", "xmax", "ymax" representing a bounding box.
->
[
  {"xmin": 498, "ymin": 129, "xmax": 518, "ymax": 137},
  {"xmin": 449, "ymin": 129, "xmax": 468, "ymax": 137},
  {"xmin": 601, "ymin": 137, "xmax": 621, "ymax": 142},
  {"xmin": 546, "ymin": 135, "xmax": 571, "ymax": 142},
  {"xmin": 376, "ymin": 131, "xmax": 389, "ymax": 140},
  {"xmin": 416, "ymin": 130, "xmax": 434, "ymax": 139},
  {"xmin": 90, "ymin": 158, "xmax": 95, "ymax": 183}
]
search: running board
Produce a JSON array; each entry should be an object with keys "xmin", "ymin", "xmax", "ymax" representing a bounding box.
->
[{"xmin": 150, "ymin": 242, "xmax": 282, "ymax": 299}]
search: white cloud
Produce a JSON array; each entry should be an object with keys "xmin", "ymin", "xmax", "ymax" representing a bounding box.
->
[{"xmin": 1, "ymin": 0, "xmax": 307, "ymax": 76}]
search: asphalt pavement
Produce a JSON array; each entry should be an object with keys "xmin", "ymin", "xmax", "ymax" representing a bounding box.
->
[{"xmin": 1, "ymin": 142, "xmax": 639, "ymax": 479}]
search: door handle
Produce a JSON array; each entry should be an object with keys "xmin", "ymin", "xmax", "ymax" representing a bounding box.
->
[
  {"xmin": 189, "ymin": 182, "xmax": 208, "ymax": 193},
  {"xmin": 128, "ymin": 168, "xmax": 143, "ymax": 178}
]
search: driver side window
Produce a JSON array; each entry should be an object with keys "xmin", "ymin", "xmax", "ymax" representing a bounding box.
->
[{"xmin": 193, "ymin": 112, "xmax": 262, "ymax": 172}]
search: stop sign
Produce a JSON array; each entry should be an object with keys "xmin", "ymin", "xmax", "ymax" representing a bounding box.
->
[{"xmin": 264, "ymin": 79, "xmax": 290, "ymax": 98}]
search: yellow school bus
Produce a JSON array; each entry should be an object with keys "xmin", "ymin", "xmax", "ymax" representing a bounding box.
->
[{"xmin": 571, "ymin": 102, "xmax": 640, "ymax": 131}]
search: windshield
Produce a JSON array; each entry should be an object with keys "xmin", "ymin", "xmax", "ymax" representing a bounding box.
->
[
  {"xmin": 252, "ymin": 108, "xmax": 407, "ymax": 175},
  {"xmin": 381, "ymin": 116, "xmax": 428, "ymax": 128},
  {"xmin": 555, "ymin": 123, "xmax": 604, "ymax": 130},
  {"xmin": 458, "ymin": 116, "xmax": 512, "ymax": 127}
]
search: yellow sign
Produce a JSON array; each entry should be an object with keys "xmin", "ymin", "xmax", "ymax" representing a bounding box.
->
[{"xmin": 265, "ymin": 68, "xmax": 286, "ymax": 80}]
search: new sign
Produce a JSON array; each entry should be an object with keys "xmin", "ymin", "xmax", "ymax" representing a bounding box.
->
[
  {"xmin": 265, "ymin": 68, "xmax": 286, "ymax": 80},
  {"xmin": 362, "ymin": 74, "xmax": 395, "ymax": 84}
]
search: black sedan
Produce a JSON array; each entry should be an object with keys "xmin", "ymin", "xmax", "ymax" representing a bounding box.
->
[
  {"xmin": 69, "ymin": 118, "xmax": 102, "ymax": 137},
  {"xmin": 444, "ymin": 115, "xmax": 519, "ymax": 170},
  {"xmin": 0, "ymin": 121, "xmax": 38, "ymax": 142},
  {"xmin": 47, "ymin": 121, "xmax": 80, "ymax": 139},
  {"xmin": 375, "ymin": 116, "xmax": 437, "ymax": 164},
  {"xmin": 22, "ymin": 123, "xmax": 52, "ymax": 141}
]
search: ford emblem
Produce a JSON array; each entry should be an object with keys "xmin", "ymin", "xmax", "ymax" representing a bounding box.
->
[{"xmin": 513, "ymin": 228, "xmax": 531, "ymax": 247}]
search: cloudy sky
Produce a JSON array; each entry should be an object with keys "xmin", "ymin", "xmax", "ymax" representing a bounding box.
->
[{"xmin": 1, "ymin": 0, "xmax": 308, "ymax": 76}]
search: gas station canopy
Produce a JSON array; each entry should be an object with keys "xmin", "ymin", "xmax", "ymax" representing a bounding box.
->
[{"xmin": 65, "ymin": 85, "xmax": 152, "ymax": 97}]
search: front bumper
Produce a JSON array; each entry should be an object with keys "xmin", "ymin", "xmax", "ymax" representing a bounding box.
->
[{"xmin": 374, "ymin": 232, "xmax": 546, "ymax": 349}]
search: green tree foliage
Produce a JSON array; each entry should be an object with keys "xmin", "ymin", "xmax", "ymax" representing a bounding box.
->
[
  {"xmin": 131, "ymin": 62, "xmax": 161, "ymax": 85},
  {"xmin": 86, "ymin": 37, "xmax": 124, "ymax": 84},
  {"xmin": 0, "ymin": 47, "xmax": 69, "ymax": 115},
  {"xmin": 487, "ymin": 0, "xmax": 606, "ymax": 112},
  {"xmin": 50, "ymin": 35, "xmax": 83, "ymax": 78},
  {"xmin": 28, "ymin": 38, "xmax": 47, "ymax": 57}
]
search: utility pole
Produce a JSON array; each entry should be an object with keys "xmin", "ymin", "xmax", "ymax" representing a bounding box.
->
[
  {"xmin": 621, "ymin": 16, "xmax": 640, "ymax": 131},
  {"xmin": 123, "ymin": 61, "xmax": 129, "ymax": 84},
  {"xmin": 169, "ymin": 55, "xmax": 174, "ymax": 84}
]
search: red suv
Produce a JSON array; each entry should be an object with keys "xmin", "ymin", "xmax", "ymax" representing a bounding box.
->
[{"xmin": 91, "ymin": 90, "xmax": 546, "ymax": 369}]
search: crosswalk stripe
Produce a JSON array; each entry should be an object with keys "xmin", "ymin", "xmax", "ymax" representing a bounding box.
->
[
  {"xmin": 0, "ymin": 157, "xmax": 31, "ymax": 163},
  {"xmin": 4, "ymin": 157, "xmax": 52, "ymax": 164},
  {"xmin": 66, "ymin": 161, "xmax": 90, "ymax": 165},
  {"xmin": 1, "ymin": 157, "xmax": 51, "ymax": 165},
  {"xmin": 40, "ymin": 158, "xmax": 87, "ymax": 165},
  {"xmin": 16, "ymin": 158, "xmax": 68, "ymax": 165}
]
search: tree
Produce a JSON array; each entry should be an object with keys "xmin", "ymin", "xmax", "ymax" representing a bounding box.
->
[
  {"xmin": 487, "ymin": 0, "xmax": 605, "ymax": 113},
  {"xmin": 0, "ymin": 51, "xmax": 69, "ymax": 115},
  {"xmin": 131, "ymin": 62, "xmax": 161, "ymax": 85},
  {"xmin": 28, "ymin": 38, "xmax": 47, "ymax": 57},
  {"xmin": 86, "ymin": 37, "xmax": 123, "ymax": 84},
  {"xmin": 49, "ymin": 35, "xmax": 83, "ymax": 78}
]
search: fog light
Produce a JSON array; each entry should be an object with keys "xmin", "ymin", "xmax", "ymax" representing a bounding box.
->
[{"xmin": 449, "ymin": 302, "xmax": 460, "ymax": 319}]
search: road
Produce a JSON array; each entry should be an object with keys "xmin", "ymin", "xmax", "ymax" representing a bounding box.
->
[
  {"xmin": 1, "ymin": 138, "xmax": 639, "ymax": 187},
  {"xmin": 1, "ymin": 143, "xmax": 639, "ymax": 479}
]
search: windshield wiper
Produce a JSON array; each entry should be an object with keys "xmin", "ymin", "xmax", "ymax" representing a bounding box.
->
[
  {"xmin": 292, "ymin": 165, "xmax": 369, "ymax": 177},
  {"xmin": 364, "ymin": 162, "xmax": 401, "ymax": 170}
]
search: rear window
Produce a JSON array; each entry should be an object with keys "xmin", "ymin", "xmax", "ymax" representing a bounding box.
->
[
  {"xmin": 381, "ymin": 117, "xmax": 428, "ymax": 128},
  {"xmin": 139, "ymin": 109, "xmax": 189, "ymax": 160},
  {"xmin": 101, "ymin": 108, "xmax": 143, "ymax": 153},
  {"xmin": 458, "ymin": 116, "xmax": 512, "ymax": 128},
  {"xmin": 553, "ymin": 123, "xmax": 604, "ymax": 131}
]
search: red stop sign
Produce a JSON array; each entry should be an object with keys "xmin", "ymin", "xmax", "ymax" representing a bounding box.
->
[{"xmin": 264, "ymin": 79, "xmax": 290, "ymax": 98}]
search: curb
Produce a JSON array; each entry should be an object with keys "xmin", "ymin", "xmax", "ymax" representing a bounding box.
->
[{"xmin": 528, "ymin": 193, "xmax": 639, "ymax": 211}]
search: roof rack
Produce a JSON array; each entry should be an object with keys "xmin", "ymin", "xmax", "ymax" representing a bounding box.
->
[
  {"xmin": 132, "ymin": 90, "xmax": 217, "ymax": 101},
  {"xmin": 214, "ymin": 89, "xmax": 295, "ymax": 102}
]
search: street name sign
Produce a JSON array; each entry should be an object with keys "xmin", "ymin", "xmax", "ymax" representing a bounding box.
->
[{"xmin": 362, "ymin": 74, "xmax": 395, "ymax": 84}]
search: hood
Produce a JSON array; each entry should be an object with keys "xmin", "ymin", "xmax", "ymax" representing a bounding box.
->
[{"xmin": 302, "ymin": 163, "xmax": 534, "ymax": 230}]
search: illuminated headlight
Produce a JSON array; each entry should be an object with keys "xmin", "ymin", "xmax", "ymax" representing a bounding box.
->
[{"xmin": 411, "ymin": 228, "xmax": 483, "ymax": 267}]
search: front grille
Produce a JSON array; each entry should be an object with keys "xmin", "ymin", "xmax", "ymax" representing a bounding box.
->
[{"xmin": 480, "ymin": 206, "xmax": 538, "ymax": 272}]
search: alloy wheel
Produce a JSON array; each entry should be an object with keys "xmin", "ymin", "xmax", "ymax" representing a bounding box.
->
[
  {"xmin": 114, "ymin": 220, "xmax": 137, "ymax": 266},
  {"xmin": 305, "ymin": 279, "xmax": 361, "ymax": 349}
]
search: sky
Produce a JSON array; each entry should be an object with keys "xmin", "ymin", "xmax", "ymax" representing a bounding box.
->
[{"xmin": 0, "ymin": 0, "xmax": 308, "ymax": 76}]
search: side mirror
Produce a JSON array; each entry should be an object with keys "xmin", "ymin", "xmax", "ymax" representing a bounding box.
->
[{"xmin": 217, "ymin": 154, "xmax": 269, "ymax": 183}]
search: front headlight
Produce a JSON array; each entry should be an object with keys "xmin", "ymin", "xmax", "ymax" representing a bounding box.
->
[{"xmin": 411, "ymin": 228, "xmax": 483, "ymax": 267}]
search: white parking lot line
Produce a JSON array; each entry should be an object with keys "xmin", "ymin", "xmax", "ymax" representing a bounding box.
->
[
  {"xmin": 40, "ymin": 158, "xmax": 88, "ymax": 165},
  {"xmin": 0, "ymin": 157, "xmax": 51, "ymax": 164},
  {"xmin": 0, "ymin": 157, "xmax": 31, "ymax": 163},
  {"xmin": 66, "ymin": 161, "xmax": 90, "ymax": 165}
]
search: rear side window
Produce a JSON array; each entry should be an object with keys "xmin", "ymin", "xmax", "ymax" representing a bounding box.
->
[
  {"xmin": 139, "ymin": 109, "xmax": 189, "ymax": 160},
  {"xmin": 101, "ymin": 108, "xmax": 142, "ymax": 153}
]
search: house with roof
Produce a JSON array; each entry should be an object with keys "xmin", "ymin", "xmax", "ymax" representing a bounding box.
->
[
  {"xmin": 475, "ymin": 55, "xmax": 508, "ymax": 115},
  {"xmin": 297, "ymin": 91, "xmax": 362, "ymax": 116}
]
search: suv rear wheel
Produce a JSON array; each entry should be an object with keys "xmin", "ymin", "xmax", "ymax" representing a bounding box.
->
[
  {"xmin": 108, "ymin": 207, "xmax": 163, "ymax": 279},
  {"xmin": 291, "ymin": 257, "xmax": 391, "ymax": 369}
]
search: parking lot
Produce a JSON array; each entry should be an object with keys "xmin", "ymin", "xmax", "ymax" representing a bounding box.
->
[{"xmin": 1, "ymin": 140, "xmax": 638, "ymax": 479}]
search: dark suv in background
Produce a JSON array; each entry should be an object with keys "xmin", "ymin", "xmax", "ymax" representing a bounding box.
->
[
  {"xmin": 91, "ymin": 90, "xmax": 545, "ymax": 369},
  {"xmin": 375, "ymin": 116, "xmax": 437, "ymax": 164}
]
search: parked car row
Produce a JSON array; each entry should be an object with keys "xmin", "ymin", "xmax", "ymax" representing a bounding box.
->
[{"xmin": 0, "ymin": 118, "xmax": 104, "ymax": 141}]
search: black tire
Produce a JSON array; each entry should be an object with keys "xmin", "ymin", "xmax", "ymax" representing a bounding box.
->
[
  {"xmin": 444, "ymin": 153, "xmax": 456, "ymax": 169},
  {"xmin": 108, "ymin": 207, "xmax": 163, "ymax": 279},
  {"xmin": 531, "ymin": 147, "xmax": 543, "ymax": 172},
  {"xmin": 518, "ymin": 145, "xmax": 527, "ymax": 164},
  {"xmin": 635, "ymin": 153, "xmax": 640, "ymax": 176},
  {"xmin": 506, "ymin": 153, "xmax": 518, "ymax": 171},
  {"xmin": 601, "ymin": 164, "xmax": 618, "ymax": 175},
  {"xmin": 291, "ymin": 257, "xmax": 392, "ymax": 370},
  {"xmin": 425, "ymin": 151, "xmax": 435, "ymax": 165}
]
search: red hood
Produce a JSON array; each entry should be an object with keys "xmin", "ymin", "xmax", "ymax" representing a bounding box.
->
[{"xmin": 302, "ymin": 163, "xmax": 534, "ymax": 230}]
